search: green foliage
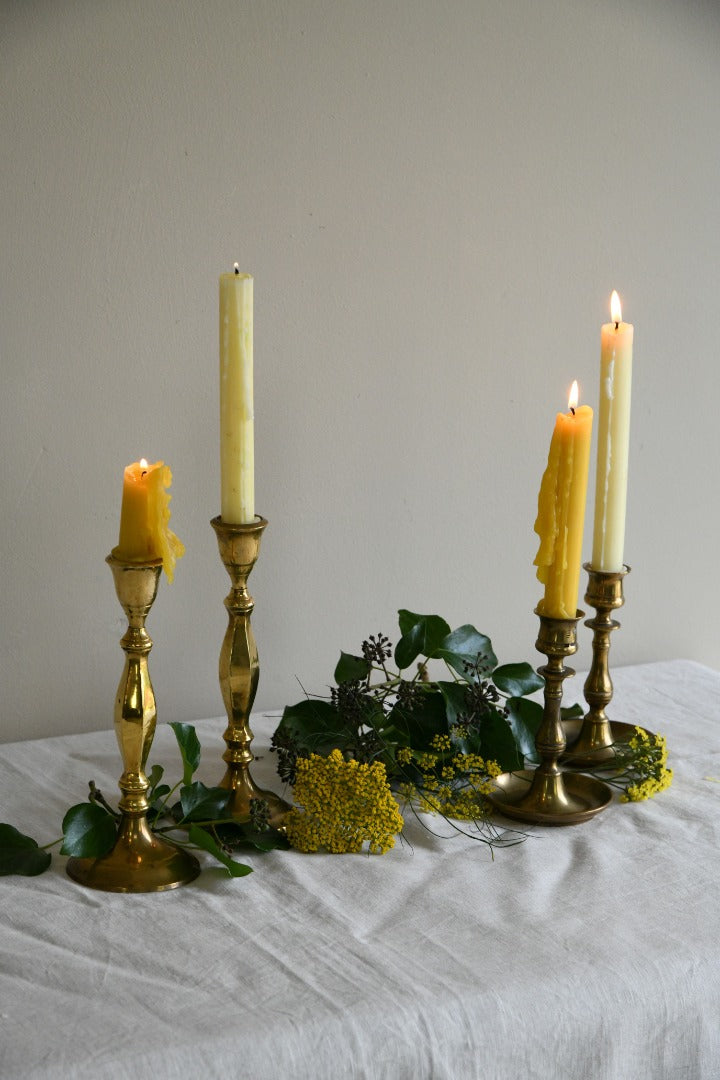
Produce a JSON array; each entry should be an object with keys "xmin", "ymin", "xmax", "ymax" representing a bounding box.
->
[
  {"xmin": 272, "ymin": 610, "xmax": 545, "ymax": 823},
  {"xmin": 60, "ymin": 803, "xmax": 117, "ymax": 858},
  {"xmin": 169, "ymin": 722, "xmax": 202, "ymax": 787},
  {"xmin": 0, "ymin": 722, "xmax": 289, "ymax": 882},
  {"xmin": 0, "ymin": 824, "xmax": 52, "ymax": 876},
  {"xmin": 187, "ymin": 825, "xmax": 254, "ymax": 877}
]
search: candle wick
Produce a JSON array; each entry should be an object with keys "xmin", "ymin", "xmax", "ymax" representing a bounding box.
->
[
  {"xmin": 570, "ymin": 407, "xmax": 576, "ymax": 416},
  {"xmin": 615, "ymin": 320, "xmax": 619, "ymax": 330},
  {"xmin": 141, "ymin": 470, "xmax": 147, "ymax": 478},
  {"xmin": 234, "ymin": 265, "xmax": 240, "ymax": 275}
]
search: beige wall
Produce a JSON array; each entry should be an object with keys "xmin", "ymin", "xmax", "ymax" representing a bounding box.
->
[{"xmin": 2, "ymin": 0, "xmax": 719, "ymax": 742}]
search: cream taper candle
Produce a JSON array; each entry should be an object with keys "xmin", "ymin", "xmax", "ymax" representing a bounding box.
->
[
  {"xmin": 220, "ymin": 266, "xmax": 254, "ymax": 523},
  {"xmin": 591, "ymin": 291, "xmax": 633, "ymax": 571}
]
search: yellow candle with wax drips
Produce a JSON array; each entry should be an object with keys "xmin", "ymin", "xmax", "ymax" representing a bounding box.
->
[
  {"xmin": 115, "ymin": 459, "xmax": 185, "ymax": 582},
  {"xmin": 534, "ymin": 383, "xmax": 593, "ymax": 619}
]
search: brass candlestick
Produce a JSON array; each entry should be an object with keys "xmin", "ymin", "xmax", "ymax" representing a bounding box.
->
[
  {"xmin": 66, "ymin": 555, "xmax": 200, "ymax": 892},
  {"xmin": 562, "ymin": 564, "xmax": 634, "ymax": 767},
  {"xmin": 488, "ymin": 610, "xmax": 612, "ymax": 825},
  {"xmin": 211, "ymin": 515, "xmax": 290, "ymax": 827}
]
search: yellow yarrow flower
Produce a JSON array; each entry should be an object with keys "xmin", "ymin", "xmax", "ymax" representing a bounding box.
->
[
  {"xmin": 285, "ymin": 749, "xmax": 404, "ymax": 854},
  {"xmin": 615, "ymin": 728, "xmax": 673, "ymax": 802}
]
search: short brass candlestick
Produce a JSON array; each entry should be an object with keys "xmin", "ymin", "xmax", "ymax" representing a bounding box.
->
[
  {"xmin": 211, "ymin": 515, "xmax": 290, "ymax": 828},
  {"xmin": 563, "ymin": 564, "xmax": 634, "ymax": 768},
  {"xmin": 66, "ymin": 555, "xmax": 200, "ymax": 892},
  {"xmin": 488, "ymin": 610, "xmax": 612, "ymax": 825}
]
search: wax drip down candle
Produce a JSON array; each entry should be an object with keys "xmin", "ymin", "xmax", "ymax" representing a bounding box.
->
[{"xmin": 534, "ymin": 383, "xmax": 593, "ymax": 618}]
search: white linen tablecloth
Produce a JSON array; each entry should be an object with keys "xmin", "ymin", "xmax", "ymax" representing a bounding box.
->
[{"xmin": 0, "ymin": 659, "xmax": 718, "ymax": 1080}]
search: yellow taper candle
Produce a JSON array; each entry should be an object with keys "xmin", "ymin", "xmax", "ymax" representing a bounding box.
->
[
  {"xmin": 534, "ymin": 383, "xmax": 593, "ymax": 618},
  {"xmin": 220, "ymin": 266, "xmax": 254, "ymax": 523},
  {"xmin": 115, "ymin": 459, "xmax": 185, "ymax": 582},
  {"xmin": 591, "ymin": 290, "xmax": 633, "ymax": 571}
]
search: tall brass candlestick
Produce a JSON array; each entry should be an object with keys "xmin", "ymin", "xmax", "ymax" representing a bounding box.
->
[
  {"xmin": 488, "ymin": 610, "xmax": 612, "ymax": 825},
  {"xmin": 211, "ymin": 515, "xmax": 290, "ymax": 827},
  {"xmin": 563, "ymin": 564, "xmax": 633, "ymax": 767},
  {"xmin": 66, "ymin": 556, "xmax": 200, "ymax": 892}
]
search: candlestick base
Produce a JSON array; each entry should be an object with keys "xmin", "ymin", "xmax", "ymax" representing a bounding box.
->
[
  {"xmin": 66, "ymin": 816, "xmax": 200, "ymax": 893},
  {"xmin": 67, "ymin": 555, "xmax": 200, "ymax": 892},
  {"xmin": 211, "ymin": 516, "xmax": 291, "ymax": 829},
  {"xmin": 562, "ymin": 564, "xmax": 630, "ymax": 768},
  {"xmin": 487, "ymin": 610, "xmax": 612, "ymax": 825}
]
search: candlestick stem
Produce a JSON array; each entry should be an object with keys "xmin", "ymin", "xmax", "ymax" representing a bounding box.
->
[
  {"xmin": 211, "ymin": 516, "xmax": 290, "ymax": 827},
  {"xmin": 487, "ymin": 610, "xmax": 611, "ymax": 825},
  {"xmin": 563, "ymin": 564, "xmax": 632, "ymax": 767},
  {"xmin": 66, "ymin": 556, "xmax": 200, "ymax": 892}
]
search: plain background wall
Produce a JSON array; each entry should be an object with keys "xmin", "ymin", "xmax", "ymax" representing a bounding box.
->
[{"xmin": 1, "ymin": 0, "xmax": 719, "ymax": 744}]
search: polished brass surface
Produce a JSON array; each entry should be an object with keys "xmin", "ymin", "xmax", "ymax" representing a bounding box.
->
[
  {"xmin": 487, "ymin": 610, "xmax": 612, "ymax": 825},
  {"xmin": 489, "ymin": 769, "xmax": 612, "ymax": 824},
  {"xmin": 562, "ymin": 564, "xmax": 630, "ymax": 768},
  {"xmin": 66, "ymin": 555, "xmax": 200, "ymax": 892},
  {"xmin": 211, "ymin": 516, "xmax": 290, "ymax": 827}
]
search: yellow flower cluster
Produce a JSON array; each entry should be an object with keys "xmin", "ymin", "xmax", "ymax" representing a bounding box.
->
[
  {"xmin": 285, "ymin": 749, "xmax": 404, "ymax": 854},
  {"xmin": 395, "ymin": 733, "xmax": 502, "ymax": 821},
  {"xmin": 619, "ymin": 728, "xmax": 673, "ymax": 802}
]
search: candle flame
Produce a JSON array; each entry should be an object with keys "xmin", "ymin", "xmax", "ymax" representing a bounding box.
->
[
  {"xmin": 568, "ymin": 381, "xmax": 579, "ymax": 412},
  {"xmin": 610, "ymin": 290, "xmax": 622, "ymax": 325},
  {"xmin": 139, "ymin": 458, "xmax": 148, "ymax": 469}
]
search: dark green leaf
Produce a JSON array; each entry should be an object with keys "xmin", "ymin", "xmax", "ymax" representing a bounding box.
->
[
  {"xmin": 279, "ymin": 699, "xmax": 346, "ymax": 755},
  {"xmin": 147, "ymin": 784, "xmax": 172, "ymax": 824},
  {"xmin": 188, "ymin": 825, "xmax": 253, "ymax": 877},
  {"xmin": 60, "ymin": 803, "xmax": 117, "ymax": 858},
  {"xmin": 0, "ymin": 824, "xmax": 52, "ymax": 877},
  {"xmin": 169, "ymin": 722, "xmax": 202, "ymax": 786},
  {"xmin": 477, "ymin": 709, "xmax": 524, "ymax": 773},
  {"xmin": 334, "ymin": 652, "xmax": 371, "ymax": 684},
  {"xmin": 387, "ymin": 690, "xmax": 448, "ymax": 751},
  {"xmin": 436, "ymin": 680, "xmax": 469, "ymax": 726},
  {"xmin": 147, "ymin": 763, "xmax": 164, "ymax": 794},
  {"xmin": 214, "ymin": 822, "xmax": 290, "ymax": 852},
  {"xmin": 561, "ymin": 702, "xmax": 584, "ymax": 720},
  {"xmin": 493, "ymin": 663, "xmax": 544, "ymax": 698},
  {"xmin": 505, "ymin": 696, "xmax": 544, "ymax": 764},
  {"xmin": 178, "ymin": 782, "xmax": 231, "ymax": 823},
  {"xmin": 435, "ymin": 625, "xmax": 497, "ymax": 680},
  {"xmin": 394, "ymin": 611, "xmax": 451, "ymax": 669}
]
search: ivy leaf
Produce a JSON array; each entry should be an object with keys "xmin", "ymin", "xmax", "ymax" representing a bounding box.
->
[
  {"xmin": 436, "ymin": 680, "xmax": 469, "ymax": 726},
  {"xmin": 169, "ymin": 722, "xmax": 202, "ymax": 787},
  {"xmin": 387, "ymin": 690, "xmax": 448, "ymax": 751},
  {"xmin": 279, "ymin": 699, "xmax": 345, "ymax": 755},
  {"xmin": 505, "ymin": 696, "xmax": 543, "ymax": 764},
  {"xmin": 562, "ymin": 702, "xmax": 584, "ymax": 720},
  {"xmin": 214, "ymin": 822, "xmax": 290, "ymax": 852},
  {"xmin": 434, "ymin": 625, "xmax": 497, "ymax": 680},
  {"xmin": 178, "ymin": 782, "xmax": 231, "ymax": 823},
  {"xmin": 476, "ymin": 709, "xmax": 524, "ymax": 773},
  {"xmin": 188, "ymin": 825, "xmax": 253, "ymax": 877},
  {"xmin": 493, "ymin": 663, "xmax": 544, "ymax": 698},
  {"xmin": 334, "ymin": 652, "xmax": 371, "ymax": 684},
  {"xmin": 60, "ymin": 804, "xmax": 117, "ymax": 858},
  {"xmin": 147, "ymin": 763, "xmax": 164, "ymax": 795},
  {"xmin": 394, "ymin": 611, "xmax": 451, "ymax": 670},
  {"xmin": 0, "ymin": 824, "xmax": 52, "ymax": 877}
]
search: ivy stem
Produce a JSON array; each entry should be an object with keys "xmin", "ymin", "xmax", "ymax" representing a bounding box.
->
[{"xmin": 40, "ymin": 837, "xmax": 63, "ymax": 851}]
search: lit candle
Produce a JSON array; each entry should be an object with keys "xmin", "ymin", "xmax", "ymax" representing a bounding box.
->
[
  {"xmin": 220, "ymin": 265, "xmax": 254, "ymax": 523},
  {"xmin": 591, "ymin": 290, "xmax": 633, "ymax": 571},
  {"xmin": 115, "ymin": 459, "xmax": 185, "ymax": 582},
  {"xmin": 534, "ymin": 382, "xmax": 593, "ymax": 618}
]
